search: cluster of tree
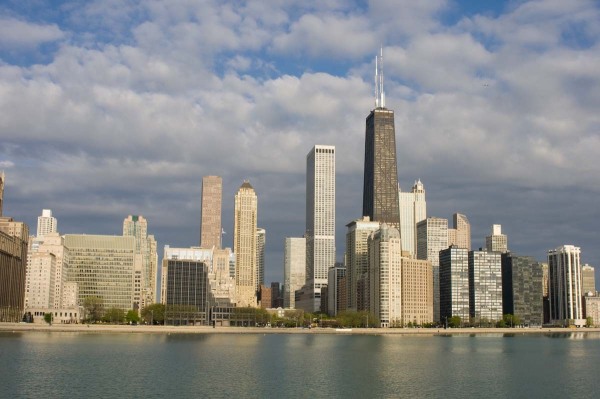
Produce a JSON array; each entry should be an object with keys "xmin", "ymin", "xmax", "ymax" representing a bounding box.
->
[{"xmin": 141, "ymin": 303, "xmax": 165, "ymax": 325}]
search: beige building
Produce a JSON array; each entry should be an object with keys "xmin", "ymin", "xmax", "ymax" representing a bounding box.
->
[
  {"xmin": 448, "ymin": 213, "xmax": 471, "ymax": 250},
  {"xmin": 36, "ymin": 209, "xmax": 57, "ymax": 238},
  {"xmin": 200, "ymin": 176, "xmax": 222, "ymax": 249},
  {"xmin": 368, "ymin": 224, "xmax": 403, "ymax": 328},
  {"xmin": 581, "ymin": 264, "xmax": 596, "ymax": 295},
  {"xmin": 65, "ymin": 234, "xmax": 135, "ymax": 311},
  {"xmin": 486, "ymin": 224, "xmax": 508, "ymax": 253},
  {"xmin": 123, "ymin": 215, "xmax": 158, "ymax": 309},
  {"xmin": 345, "ymin": 217, "xmax": 380, "ymax": 311},
  {"xmin": 584, "ymin": 296, "xmax": 600, "ymax": 326},
  {"xmin": 0, "ymin": 216, "xmax": 29, "ymax": 322},
  {"xmin": 25, "ymin": 252, "xmax": 56, "ymax": 309},
  {"xmin": 35, "ymin": 232, "xmax": 69, "ymax": 309},
  {"xmin": 283, "ymin": 237, "xmax": 306, "ymax": 309},
  {"xmin": 401, "ymin": 256, "xmax": 433, "ymax": 325},
  {"xmin": 398, "ymin": 179, "xmax": 426, "ymax": 257},
  {"xmin": 234, "ymin": 181, "xmax": 258, "ymax": 307}
]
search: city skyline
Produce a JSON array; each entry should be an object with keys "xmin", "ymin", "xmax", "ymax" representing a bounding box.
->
[{"xmin": 1, "ymin": 1, "xmax": 599, "ymax": 285}]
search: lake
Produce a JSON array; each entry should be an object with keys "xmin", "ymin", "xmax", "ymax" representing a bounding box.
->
[{"xmin": 1, "ymin": 332, "xmax": 599, "ymax": 398}]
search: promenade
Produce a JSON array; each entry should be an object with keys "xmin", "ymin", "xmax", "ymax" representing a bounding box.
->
[{"xmin": 1, "ymin": 323, "xmax": 599, "ymax": 336}]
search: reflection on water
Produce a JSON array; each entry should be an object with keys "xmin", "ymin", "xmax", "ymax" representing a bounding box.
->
[{"xmin": 1, "ymin": 332, "xmax": 600, "ymax": 398}]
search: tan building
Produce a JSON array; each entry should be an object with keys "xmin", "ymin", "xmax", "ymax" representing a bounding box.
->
[
  {"xmin": 200, "ymin": 176, "xmax": 222, "ymax": 249},
  {"xmin": 36, "ymin": 209, "xmax": 57, "ymax": 238},
  {"xmin": 35, "ymin": 232, "xmax": 69, "ymax": 309},
  {"xmin": 0, "ymin": 216, "xmax": 29, "ymax": 322},
  {"xmin": 234, "ymin": 181, "xmax": 258, "ymax": 307},
  {"xmin": 417, "ymin": 217, "xmax": 448, "ymax": 322},
  {"xmin": 25, "ymin": 252, "xmax": 56, "ymax": 309},
  {"xmin": 401, "ymin": 256, "xmax": 433, "ymax": 325},
  {"xmin": 486, "ymin": 224, "xmax": 508, "ymax": 253},
  {"xmin": 259, "ymin": 284, "xmax": 272, "ymax": 309},
  {"xmin": 581, "ymin": 264, "xmax": 596, "ymax": 295},
  {"xmin": 123, "ymin": 215, "xmax": 158, "ymax": 309},
  {"xmin": 448, "ymin": 213, "xmax": 471, "ymax": 250},
  {"xmin": 345, "ymin": 217, "xmax": 380, "ymax": 311}
]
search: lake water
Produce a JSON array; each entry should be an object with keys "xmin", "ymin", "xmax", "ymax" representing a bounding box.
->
[{"xmin": 1, "ymin": 332, "xmax": 599, "ymax": 398}]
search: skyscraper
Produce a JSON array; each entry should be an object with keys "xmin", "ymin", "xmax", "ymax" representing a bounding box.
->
[
  {"xmin": 327, "ymin": 264, "xmax": 346, "ymax": 317},
  {"xmin": 234, "ymin": 181, "xmax": 258, "ymax": 307},
  {"xmin": 440, "ymin": 246, "xmax": 470, "ymax": 323},
  {"xmin": 398, "ymin": 180, "xmax": 426, "ymax": 256},
  {"xmin": 486, "ymin": 224, "xmax": 508, "ymax": 253},
  {"xmin": 417, "ymin": 217, "xmax": 449, "ymax": 322},
  {"xmin": 548, "ymin": 245, "xmax": 584, "ymax": 326},
  {"xmin": 36, "ymin": 209, "xmax": 57, "ymax": 238},
  {"xmin": 469, "ymin": 250, "xmax": 503, "ymax": 323},
  {"xmin": 123, "ymin": 215, "xmax": 158, "ymax": 309},
  {"xmin": 256, "ymin": 228, "xmax": 266, "ymax": 290},
  {"xmin": 581, "ymin": 264, "xmax": 596, "ymax": 295},
  {"xmin": 200, "ymin": 176, "xmax": 222, "ymax": 249},
  {"xmin": 501, "ymin": 253, "xmax": 543, "ymax": 326},
  {"xmin": 304, "ymin": 145, "xmax": 335, "ymax": 312},
  {"xmin": 363, "ymin": 49, "xmax": 400, "ymax": 229},
  {"xmin": 448, "ymin": 213, "xmax": 471, "ymax": 250},
  {"xmin": 283, "ymin": 237, "xmax": 306, "ymax": 309}
]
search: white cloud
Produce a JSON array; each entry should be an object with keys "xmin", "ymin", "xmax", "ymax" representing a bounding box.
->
[{"xmin": 0, "ymin": 17, "xmax": 65, "ymax": 48}]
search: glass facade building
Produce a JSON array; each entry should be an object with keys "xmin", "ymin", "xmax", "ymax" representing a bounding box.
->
[
  {"xmin": 164, "ymin": 259, "xmax": 209, "ymax": 326},
  {"xmin": 440, "ymin": 246, "xmax": 470, "ymax": 323},
  {"xmin": 501, "ymin": 253, "xmax": 543, "ymax": 326},
  {"xmin": 468, "ymin": 250, "xmax": 503, "ymax": 323}
]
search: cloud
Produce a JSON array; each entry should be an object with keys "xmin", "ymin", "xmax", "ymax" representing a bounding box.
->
[{"xmin": 0, "ymin": 17, "xmax": 65, "ymax": 48}]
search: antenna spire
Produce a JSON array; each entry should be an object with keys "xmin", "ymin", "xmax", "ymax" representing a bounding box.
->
[{"xmin": 375, "ymin": 46, "xmax": 385, "ymax": 108}]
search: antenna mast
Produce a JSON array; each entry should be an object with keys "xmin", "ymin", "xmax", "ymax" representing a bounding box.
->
[{"xmin": 375, "ymin": 46, "xmax": 385, "ymax": 108}]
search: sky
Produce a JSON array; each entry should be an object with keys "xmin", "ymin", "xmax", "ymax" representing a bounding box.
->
[{"xmin": 1, "ymin": 0, "xmax": 599, "ymax": 286}]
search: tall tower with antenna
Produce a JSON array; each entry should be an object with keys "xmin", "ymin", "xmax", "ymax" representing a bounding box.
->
[{"xmin": 362, "ymin": 47, "xmax": 400, "ymax": 229}]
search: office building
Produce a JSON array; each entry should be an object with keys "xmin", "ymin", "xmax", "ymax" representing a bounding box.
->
[
  {"xmin": 448, "ymin": 213, "xmax": 471, "ymax": 250},
  {"xmin": 64, "ymin": 234, "xmax": 135, "ymax": 310},
  {"xmin": 25, "ymin": 252, "xmax": 56, "ymax": 309},
  {"xmin": 123, "ymin": 215, "xmax": 158, "ymax": 309},
  {"xmin": 27, "ymin": 232, "xmax": 69, "ymax": 309},
  {"xmin": 327, "ymin": 264, "xmax": 346, "ymax": 316},
  {"xmin": 584, "ymin": 296, "xmax": 600, "ymax": 327},
  {"xmin": 581, "ymin": 264, "xmax": 596, "ymax": 295},
  {"xmin": 256, "ymin": 228, "xmax": 266, "ymax": 290},
  {"xmin": 345, "ymin": 217, "xmax": 380, "ymax": 311},
  {"xmin": 283, "ymin": 237, "xmax": 306, "ymax": 309},
  {"xmin": 501, "ymin": 253, "xmax": 544, "ymax": 326},
  {"xmin": 303, "ymin": 145, "xmax": 335, "ymax": 312},
  {"xmin": 270, "ymin": 282, "xmax": 282, "ymax": 308},
  {"xmin": 368, "ymin": 224, "xmax": 402, "ymax": 327},
  {"xmin": 163, "ymin": 259, "xmax": 209, "ymax": 325},
  {"xmin": 417, "ymin": 217, "xmax": 449, "ymax": 322},
  {"xmin": 36, "ymin": 209, "xmax": 57, "ymax": 238},
  {"xmin": 401, "ymin": 256, "xmax": 433, "ymax": 325},
  {"xmin": 548, "ymin": 245, "xmax": 584, "ymax": 326},
  {"xmin": 234, "ymin": 181, "xmax": 258, "ymax": 307},
  {"xmin": 200, "ymin": 176, "xmax": 222, "ymax": 249},
  {"xmin": 363, "ymin": 50, "xmax": 400, "ymax": 229},
  {"xmin": 440, "ymin": 246, "xmax": 470, "ymax": 323},
  {"xmin": 486, "ymin": 224, "xmax": 508, "ymax": 253},
  {"xmin": 259, "ymin": 284, "xmax": 272, "ymax": 309},
  {"xmin": 398, "ymin": 180, "xmax": 426, "ymax": 256},
  {"xmin": 469, "ymin": 250, "xmax": 503, "ymax": 323}
]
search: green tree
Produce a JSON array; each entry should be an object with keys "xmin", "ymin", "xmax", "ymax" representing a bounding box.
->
[
  {"xmin": 448, "ymin": 316, "xmax": 462, "ymax": 328},
  {"xmin": 43, "ymin": 312, "xmax": 53, "ymax": 325},
  {"xmin": 83, "ymin": 296, "xmax": 104, "ymax": 323},
  {"xmin": 141, "ymin": 303, "xmax": 165, "ymax": 325},
  {"xmin": 500, "ymin": 314, "xmax": 521, "ymax": 328},
  {"xmin": 126, "ymin": 310, "xmax": 140, "ymax": 324},
  {"xmin": 103, "ymin": 307, "xmax": 125, "ymax": 324},
  {"xmin": 586, "ymin": 316, "xmax": 594, "ymax": 327}
]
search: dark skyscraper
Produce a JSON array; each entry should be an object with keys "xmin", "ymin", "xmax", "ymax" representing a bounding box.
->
[{"xmin": 362, "ymin": 49, "xmax": 400, "ymax": 228}]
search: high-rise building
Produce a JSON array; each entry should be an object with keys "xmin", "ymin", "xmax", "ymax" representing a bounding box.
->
[
  {"xmin": 0, "ymin": 171, "xmax": 4, "ymax": 216},
  {"xmin": 25, "ymin": 252, "xmax": 56, "ymax": 309},
  {"xmin": 501, "ymin": 253, "xmax": 544, "ymax": 326},
  {"xmin": 469, "ymin": 250, "xmax": 503, "ymax": 323},
  {"xmin": 29, "ymin": 232, "xmax": 68, "ymax": 309},
  {"xmin": 36, "ymin": 209, "xmax": 57, "ymax": 238},
  {"xmin": 581, "ymin": 264, "xmax": 596, "ymax": 295},
  {"xmin": 256, "ymin": 228, "xmax": 266, "ymax": 290},
  {"xmin": 163, "ymin": 259, "xmax": 209, "ymax": 325},
  {"xmin": 345, "ymin": 217, "xmax": 380, "ymax": 311},
  {"xmin": 486, "ymin": 224, "xmax": 508, "ymax": 253},
  {"xmin": 448, "ymin": 213, "xmax": 471, "ymax": 250},
  {"xmin": 363, "ymin": 49, "xmax": 400, "ymax": 229},
  {"xmin": 303, "ymin": 145, "xmax": 335, "ymax": 312},
  {"xmin": 327, "ymin": 265, "xmax": 346, "ymax": 316},
  {"xmin": 123, "ymin": 215, "xmax": 158, "ymax": 309},
  {"xmin": 64, "ymin": 234, "xmax": 135, "ymax": 310},
  {"xmin": 398, "ymin": 180, "xmax": 426, "ymax": 256},
  {"xmin": 283, "ymin": 237, "xmax": 306, "ymax": 309},
  {"xmin": 417, "ymin": 217, "xmax": 449, "ymax": 322},
  {"xmin": 270, "ymin": 282, "xmax": 282, "ymax": 308},
  {"xmin": 200, "ymin": 176, "xmax": 222, "ymax": 249},
  {"xmin": 548, "ymin": 245, "xmax": 584, "ymax": 326},
  {"xmin": 368, "ymin": 224, "xmax": 402, "ymax": 327},
  {"xmin": 440, "ymin": 246, "xmax": 470, "ymax": 323},
  {"xmin": 401, "ymin": 256, "xmax": 433, "ymax": 325},
  {"xmin": 234, "ymin": 181, "xmax": 258, "ymax": 307}
]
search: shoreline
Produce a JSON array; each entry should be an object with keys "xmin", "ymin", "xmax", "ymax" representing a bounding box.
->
[{"xmin": 1, "ymin": 322, "xmax": 599, "ymax": 336}]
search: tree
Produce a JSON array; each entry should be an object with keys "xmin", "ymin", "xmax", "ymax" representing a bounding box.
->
[
  {"xmin": 103, "ymin": 307, "xmax": 125, "ymax": 324},
  {"xmin": 586, "ymin": 316, "xmax": 594, "ymax": 327},
  {"xmin": 448, "ymin": 316, "xmax": 462, "ymax": 328},
  {"xmin": 141, "ymin": 303, "xmax": 166, "ymax": 325},
  {"xmin": 43, "ymin": 312, "xmax": 53, "ymax": 325},
  {"xmin": 126, "ymin": 310, "xmax": 140, "ymax": 324},
  {"xmin": 83, "ymin": 296, "xmax": 104, "ymax": 323},
  {"xmin": 500, "ymin": 314, "xmax": 521, "ymax": 328}
]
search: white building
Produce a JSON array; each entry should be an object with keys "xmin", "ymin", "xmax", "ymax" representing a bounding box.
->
[
  {"xmin": 548, "ymin": 245, "xmax": 584, "ymax": 326},
  {"xmin": 486, "ymin": 224, "xmax": 508, "ymax": 253},
  {"xmin": 25, "ymin": 252, "xmax": 56, "ymax": 309},
  {"xmin": 256, "ymin": 228, "xmax": 266, "ymax": 290},
  {"xmin": 283, "ymin": 237, "xmax": 306, "ymax": 309},
  {"xmin": 36, "ymin": 209, "xmax": 57, "ymax": 238},
  {"xmin": 302, "ymin": 145, "xmax": 335, "ymax": 312},
  {"xmin": 398, "ymin": 179, "xmax": 426, "ymax": 256}
]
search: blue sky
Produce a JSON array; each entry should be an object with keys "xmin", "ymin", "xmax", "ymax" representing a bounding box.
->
[{"xmin": 1, "ymin": 0, "xmax": 599, "ymax": 285}]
